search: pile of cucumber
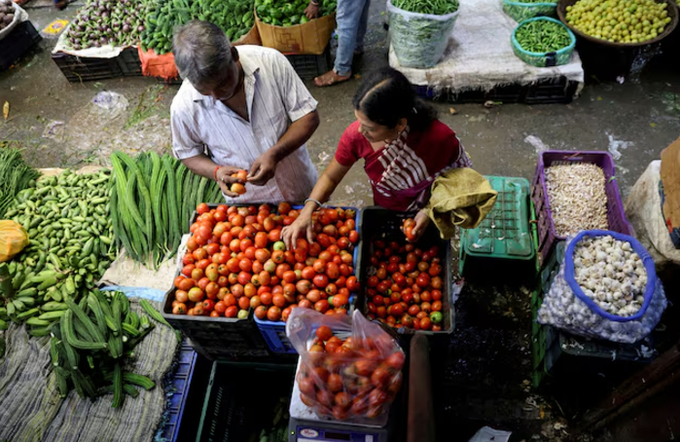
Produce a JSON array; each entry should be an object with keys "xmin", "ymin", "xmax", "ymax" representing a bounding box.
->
[
  {"xmin": 0, "ymin": 170, "xmax": 115, "ymax": 335},
  {"xmin": 141, "ymin": 0, "xmax": 255, "ymax": 54}
]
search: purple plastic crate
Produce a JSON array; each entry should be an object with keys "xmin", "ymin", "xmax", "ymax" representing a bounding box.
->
[{"xmin": 531, "ymin": 150, "xmax": 633, "ymax": 266}]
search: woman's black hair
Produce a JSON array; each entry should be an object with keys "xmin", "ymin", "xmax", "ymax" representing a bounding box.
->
[{"xmin": 352, "ymin": 67, "xmax": 437, "ymax": 132}]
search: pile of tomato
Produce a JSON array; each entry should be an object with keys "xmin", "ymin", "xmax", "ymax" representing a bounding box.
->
[
  {"xmin": 170, "ymin": 203, "xmax": 360, "ymax": 321},
  {"xmin": 297, "ymin": 325, "xmax": 404, "ymax": 421},
  {"xmin": 365, "ymin": 238, "xmax": 446, "ymax": 331}
]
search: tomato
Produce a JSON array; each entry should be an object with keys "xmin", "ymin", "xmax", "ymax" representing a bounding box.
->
[
  {"xmin": 202, "ymin": 299, "xmax": 215, "ymax": 312},
  {"xmin": 331, "ymin": 294, "xmax": 349, "ymax": 308},
  {"xmin": 250, "ymin": 296, "xmax": 262, "ymax": 309},
  {"xmin": 316, "ymin": 325, "xmax": 333, "ymax": 342},
  {"xmin": 267, "ymin": 292, "xmax": 285, "ymax": 307},
  {"xmin": 224, "ymin": 305, "xmax": 238, "ymax": 317},
  {"xmin": 196, "ymin": 203, "xmax": 210, "ymax": 215},
  {"xmin": 218, "ymin": 287, "xmax": 229, "ymax": 300},
  {"xmin": 172, "ymin": 303, "xmax": 187, "ymax": 314},
  {"xmin": 325, "ymin": 263, "xmax": 340, "ymax": 279},
  {"xmin": 254, "ymin": 305, "xmax": 267, "ymax": 319},
  {"xmin": 313, "ymin": 274, "xmax": 329, "ymax": 288},
  {"xmin": 419, "ymin": 317, "xmax": 432, "ymax": 330},
  {"xmin": 431, "ymin": 276, "xmax": 443, "ymax": 290},
  {"xmin": 215, "ymin": 301, "xmax": 227, "ymax": 314},
  {"xmin": 307, "ymin": 289, "xmax": 322, "ymax": 303},
  {"xmin": 267, "ymin": 306, "xmax": 282, "ymax": 321},
  {"xmin": 226, "ymin": 283, "xmax": 241, "ymax": 297},
  {"xmin": 326, "ymin": 373, "xmax": 343, "ymax": 393},
  {"xmin": 314, "ymin": 300, "xmax": 330, "ymax": 313},
  {"xmin": 176, "ymin": 277, "xmax": 195, "ymax": 292},
  {"xmin": 371, "ymin": 367, "xmax": 391, "ymax": 389},
  {"xmin": 188, "ymin": 287, "xmax": 204, "ymax": 303},
  {"xmin": 416, "ymin": 273, "xmax": 431, "ymax": 288},
  {"xmin": 348, "ymin": 230, "xmax": 359, "ymax": 243},
  {"xmin": 346, "ymin": 276, "xmax": 360, "ymax": 292},
  {"xmin": 408, "ymin": 304, "xmax": 420, "ymax": 316}
]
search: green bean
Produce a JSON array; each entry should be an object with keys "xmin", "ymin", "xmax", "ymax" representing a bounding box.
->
[
  {"xmin": 393, "ymin": 0, "xmax": 459, "ymax": 15},
  {"xmin": 516, "ymin": 20, "xmax": 571, "ymax": 53}
]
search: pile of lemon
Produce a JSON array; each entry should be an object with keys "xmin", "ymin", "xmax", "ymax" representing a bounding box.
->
[{"xmin": 565, "ymin": 0, "xmax": 672, "ymax": 43}]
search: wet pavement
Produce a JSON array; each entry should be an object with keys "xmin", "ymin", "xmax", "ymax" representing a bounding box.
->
[{"xmin": 2, "ymin": 2, "xmax": 680, "ymax": 441}]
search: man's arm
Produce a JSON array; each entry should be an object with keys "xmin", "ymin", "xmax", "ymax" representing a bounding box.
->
[
  {"xmin": 247, "ymin": 109, "xmax": 320, "ymax": 185},
  {"xmin": 182, "ymin": 154, "xmax": 245, "ymax": 198}
]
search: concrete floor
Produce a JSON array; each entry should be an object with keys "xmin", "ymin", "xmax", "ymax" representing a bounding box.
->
[{"xmin": 1, "ymin": 2, "xmax": 680, "ymax": 442}]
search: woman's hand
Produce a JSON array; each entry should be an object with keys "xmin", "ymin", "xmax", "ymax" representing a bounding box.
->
[
  {"xmin": 410, "ymin": 210, "xmax": 431, "ymax": 242},
  {"xmin": 282, "ymin": 212, "xmax": 315, "ymax": 250}
]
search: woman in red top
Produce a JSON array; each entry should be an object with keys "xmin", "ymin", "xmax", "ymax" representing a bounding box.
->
[{"xmin": 282, "ymin": 67, "xmax": 470, "ymax": 248}]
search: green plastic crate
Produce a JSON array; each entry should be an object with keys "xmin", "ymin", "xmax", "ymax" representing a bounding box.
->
[
  {"xmin": 459, "ymin": 176, "xmax": 535, "ymax": 275},
  {"xmin": 530, "ymin": 242, "xmax": 655, "ymax": 388}
]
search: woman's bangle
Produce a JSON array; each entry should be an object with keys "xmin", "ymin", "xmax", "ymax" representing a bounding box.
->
[
  {"xmin": 304, "ymin": 198, "xmax": 323, "ymax": 209},
  {"xmin": 213, "ymin": 166, "xmax": 221, "ymax": 182},
  {"xmin": 310, "ymin": 0, "xmax": 319, "ymax": 5}
]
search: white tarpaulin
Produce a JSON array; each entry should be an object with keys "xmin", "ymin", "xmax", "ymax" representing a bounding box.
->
[
  {"xmin": 389, "ymin": 0, "xmax": 584, "ymax": 94},
  {"xmin": 0, "ymin": 2, "xmax": 28, "ymax": 42}
]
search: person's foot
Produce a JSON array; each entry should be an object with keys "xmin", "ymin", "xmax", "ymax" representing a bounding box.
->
[{"xmin": 314, "ymin": 70, "xmax": 351, "ymax": 87}]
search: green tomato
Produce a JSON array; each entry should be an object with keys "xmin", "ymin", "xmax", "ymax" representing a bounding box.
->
[
  {"xmin": 430, "ymin": 311, "xmax": 443, "ymax": 325},
  {"xmin": 273, "ymin": 241, "xmax": 286, "ymax": 251},
  {"xmin": 237, "ymin": 309, "xmax": 248, "ymax": 319}
]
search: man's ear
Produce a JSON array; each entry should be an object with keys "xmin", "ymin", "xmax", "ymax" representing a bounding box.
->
[{"xmin": 231, "ymin": 46, "xmax": 239, "ymax": 62}]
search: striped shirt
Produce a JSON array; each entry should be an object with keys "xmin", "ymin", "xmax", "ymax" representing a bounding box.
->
[
  {"xmin": 336, "ymin": 120, "xmax": 470, "ymax": 211},
  {"xmin": 170, "ymin": 45, "xmax": 319, "ymax": 204}
]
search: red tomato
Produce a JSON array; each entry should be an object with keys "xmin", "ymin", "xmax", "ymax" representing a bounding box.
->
[
  {"xmin": 316, "ymin": 325, "xmax": 333, "ymax": 341},
  {"xmin": 267, "ymin": 306, "xmax": 282, "ymax": 321},
  {"xmin": 313, "ymin": 274, "xmax": 329, "ymax": 288}
]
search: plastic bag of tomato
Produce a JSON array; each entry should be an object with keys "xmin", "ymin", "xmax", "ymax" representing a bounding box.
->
[
  {"xmin": 287, "ymin": 308, "xmax": 405, "ymax": 423},
  {"xmin": 358, "ymin": 207, "xmax": 454, "ymax": 335},
  {"xmin": 166, "ymin": 202, "xmax": 361, "ymax": 355}
]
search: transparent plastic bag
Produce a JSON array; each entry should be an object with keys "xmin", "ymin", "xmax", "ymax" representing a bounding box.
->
[
  {"xmin": 387, "ymin": 0, "xmax": 459, "ymax": 68},
  {"xmin": 538, "ymin": 230, "xmax": 667, "ymax": 343},
  {"xmin": 287, "ymin": 309, "xmax": 405, "ymax": 424}
]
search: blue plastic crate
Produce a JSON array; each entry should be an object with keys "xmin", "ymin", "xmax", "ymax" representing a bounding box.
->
[
  {"xmin": 254, "ymin": 205, "xmax": 360, "ymax": 354},
  {"xmin": 160, "ymin": 343, "xmax": 200, "ymax": 442}
]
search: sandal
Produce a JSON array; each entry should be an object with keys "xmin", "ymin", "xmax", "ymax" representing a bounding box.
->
[{"xmin": 314, "ymin": 70, "xmax": 351, "ymax": 87}]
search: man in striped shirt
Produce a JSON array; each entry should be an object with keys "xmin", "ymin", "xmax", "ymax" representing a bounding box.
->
[{"xmin": 170, "ymin": 20, "xmax": 320, "ymax": 204}]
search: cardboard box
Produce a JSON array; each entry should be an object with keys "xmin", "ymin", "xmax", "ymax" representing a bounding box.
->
[{"xmin": 255, "ymin": 11, "xmax": 336, "ymax": 55}]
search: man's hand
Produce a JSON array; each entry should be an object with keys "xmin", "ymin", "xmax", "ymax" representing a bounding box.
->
[
  {"xmin": 216, "ymin": 166, "xmax": 246, "ymax": 198},
  {"xmin": 248, "ymin": 151, "xmax": 277, "ymax": 186},
  {"xmin": 304, "ymin": 3, "xmax": 320, "ymax": 19}
]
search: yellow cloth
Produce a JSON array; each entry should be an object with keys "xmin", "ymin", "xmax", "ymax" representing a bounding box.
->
[{"xmin": 425, "ymin": 168, "xmax": 498, "ymax": 239}]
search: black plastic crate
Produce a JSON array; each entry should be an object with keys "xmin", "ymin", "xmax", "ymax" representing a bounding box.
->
[
  {"xmin": 162, "ymin": 279, "xmax": 271, "ymax": 361},
  {"xmin": 357, "ymin": 207, "xmax": 454, "ymax": 341},
  {"xmin": 414, "ymin": 76, "xmax": 579, "ymax": 104},
  {"xmin": 52, "ymin": 47, "xmax": 142, "ymax": 82},
  {"xmin": 0, "ymin": 21, "xmax": 42, "ymax": 71},
  {"xmin": 196, "ymin": 361, "xmax": 295, "ymax": 442},
  {"xmin": 286, "ymin": 45, "xmax": 332, "ymax": 80}
]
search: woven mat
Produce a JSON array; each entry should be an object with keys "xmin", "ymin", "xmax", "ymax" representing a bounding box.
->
[
  {"xmin": 388, "ymin": 0, "xmax": 585, "ymax": 94},
  {"xmin": 0, "ymin": 299, "xmax": 178, "ymax": 442}
]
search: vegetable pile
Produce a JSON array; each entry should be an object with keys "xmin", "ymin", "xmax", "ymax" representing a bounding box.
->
[
  {"xmin": 572, "ymin": 235, "xmax": 647, "ymax": 317},
  {"xmin": 392, "ymin": 0, "xmax": 459, "ymax": 15},
  {"xmin": 1, "ymin": 170, "xmax": 115, "ymax": 336},
  {"xmin": 65, "ymin": 0, "xmax": 149, "ymax": 50},
  {"xmin": 0, "ymin": 0, "xmax": 15, "ymax": 32},
  {"xmin": 515, "ymin": 19, "xmax": 572, "ymax": 52},
  {"xmin": 565, "ymin": 0, "xmax": 672, "ymax": 44},
  {"xmin": 171, "ymin": 203, "xmax": 359, "ymax": 321},
  {"xmin": 363, "ymin": 219, "xmax": 446, "ymax": 331},
  {"xmin": 255, "ymin": 0, "xmax": 336, "ymax": 27},
  {"xmin": 48, "ymin": 290, "xmax": 158, "ymax": 407},
  {"xmin": 110, "ymin": 151, "xmax": 224, "ymax": 268},
  {"xmin": 545, "ymin": 163, "xmax": 608, "ymax": 237},
  {"xmin": 0, "ymin": 148, "xmax": 41, "ymax": 219},
  {"xmin": 296, "ymin": 324, "xmax": 405, "ymax": 421},
  {"xmin": 141, "ymin": 0, "xmax": 255, "ymax": 54}
]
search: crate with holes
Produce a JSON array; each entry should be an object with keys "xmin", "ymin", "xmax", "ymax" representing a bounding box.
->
[{"xmin": 459, "ymin": 176, "xmax": 538, "ymax": 278}]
